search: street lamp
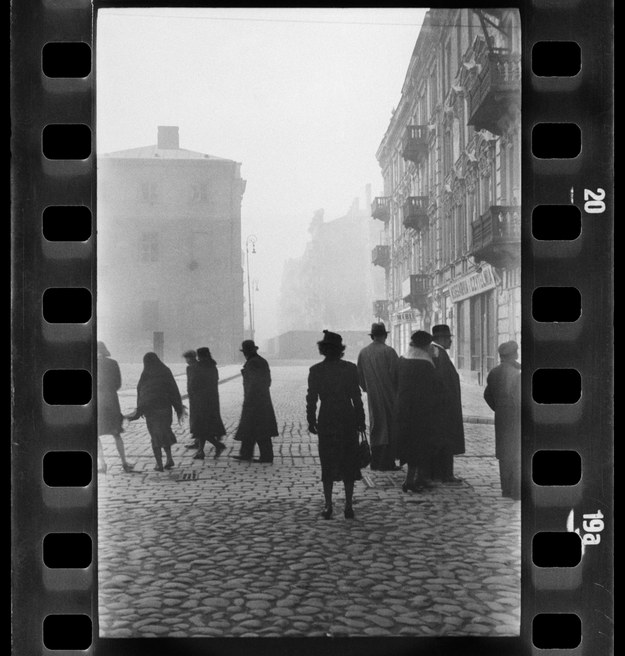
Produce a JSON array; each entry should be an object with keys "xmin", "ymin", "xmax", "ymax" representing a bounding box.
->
[
  {"xmin": 245, "ymin": 235, "xmax": 257, "ymax": 341},
  {"xmin": 251, "ymin": 277, "xmax": 259, "ymax": 341}
]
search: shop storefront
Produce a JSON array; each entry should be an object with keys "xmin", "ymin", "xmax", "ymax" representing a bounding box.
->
[{"xmin": 450, "ymin": 265, "xmax": 498, "ymax": 385}]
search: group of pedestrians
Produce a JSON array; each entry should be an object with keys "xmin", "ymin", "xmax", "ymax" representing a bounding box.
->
[{"xmin": 96, "ymin": 322, "xmax": 521, "ymax": 511}]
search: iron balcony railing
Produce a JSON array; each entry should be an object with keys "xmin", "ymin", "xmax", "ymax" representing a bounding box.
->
[
  {"xmin": 371, "ymin": 196, "xmax": 391, "ymax": 222},
  {"xmin": 402, "ymin": 196, "xmax": 429, "ymax": 232},
  {"xmin": 401, "ymin": 125, "xmax": 429, "ymax": 164},
  {"xmin": 371, "ymin": 244, "xmax": 390, "ymax": 268},
  {"xmin": 470, "ymin": 205, "xmax": 521, "ymax": 268}
]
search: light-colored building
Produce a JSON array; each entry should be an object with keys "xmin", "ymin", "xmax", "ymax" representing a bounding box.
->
[
  {"xmin": 97, "ymin": 126, "xmax": 246, "ymax": 364},
  {"xmin": 372, "ymin": 8, "xmax": 521, "ymax": 384}
]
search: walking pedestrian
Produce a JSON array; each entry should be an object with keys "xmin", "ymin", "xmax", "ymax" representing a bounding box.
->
[
  {"xmin": 483, "ymin": 341, "xmax": 522, "ymax": 501},
  {"xmin": 306, "ymin": 330, "xmax": 366, "ymax": 519},
  {"xmin": 127, "ymin": 352, "xmax": 184, "ymax": 472},
  {"xmin": 356, "ymin": 322, "xmax": 400, "ymax": 471},
  {"xmin": 430, "ymin": 324, "xmax": 465, "ymax": 485},
  {"xmin": 394, "ymin": 330, "xmax": 442, "ymax": 492},
  {"xmin": 189, "ymin": 347, "xmax": 227, "ymax": 460},
  {"xmin": 182, "ymin": 350, "xmax": 200, "ymax": 451},
  {"xmin": 96, "ymin": 341, "xmax": 135, "ymax": 474},
  {"xmin": 232, "ymin": 340, "xmax": 278, "ymax": 463}
]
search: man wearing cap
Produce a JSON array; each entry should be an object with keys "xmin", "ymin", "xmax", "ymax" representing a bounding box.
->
[
  {"xmin": 232, "ymin": 340, "xmax": 279, "ymax": 463},
  {"xmin": 430, "ymin": 324, "xmax": 465, "ymax": 484},
  {"xmin": 484, "ymin": 341, "xmax": 521, "ymax": 500},
  {"xmin": 356, "ymin": 322, "xmax": 400, "ymax": 470}
]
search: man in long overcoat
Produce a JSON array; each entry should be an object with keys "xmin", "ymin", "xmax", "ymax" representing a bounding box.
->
[
  {"xmin": 188, "ymin": 347, "xmax": 227, "ymax": 460},
  {"xmin": 182, "ymin": 350, "xmax": 199, "ymax": 450},
  {"xmin": 431, "ymin": 324, "xmax": 465, "ymax": 484},
  {"xmin": 484, "ymin": 341, "xmax": 521, "ymax": 500},
  {"xmin": 357, "ymin": 322, "xmax": 399, "ymax": 470},
  {"xmin": 232, "ymin": 340, "xmax": 278, "ymax": 463}
]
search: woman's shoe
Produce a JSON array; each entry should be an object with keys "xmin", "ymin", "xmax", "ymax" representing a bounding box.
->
[
  {"xmin": 122, "ymin": 462, "xmax": 135, "ymax": 473},
  {"xmin": 321, "ymin": 505, "xmax": 333, "ymax": 520},
  {"xmin": 402, "ymin": 482, "xmax": 424, "ymax": 493},
  {"xmin": 214, "ymin": 443, "xmax": 226, "ymax": 458},
  {"xmin": 344, "ymin": 506, "xmax": 355, "ymax": 519},
  {"xmin": 193, "ymin": 451, "xmax": 205, "ymax": 460},
  {"xmin": 154, "ymin": 464, "xmax": 164, "ymax": 472},
  {"xmin": 164, "ymin": 460, "xmax": 175, "ymax": 470}
]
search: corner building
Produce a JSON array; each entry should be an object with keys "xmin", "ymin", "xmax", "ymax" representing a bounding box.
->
[
  {"xmin": 97, "ymin": 126, "xmax": 246, "ymax": 364},
  {"xmin": 373, "ymin": 9, "xmax": 521, "ymax": 384}
]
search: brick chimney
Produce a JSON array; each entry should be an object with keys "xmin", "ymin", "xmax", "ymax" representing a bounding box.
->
[{"xmin": 157, "ymin": 125, "xmax": 179, "ymax": 149}]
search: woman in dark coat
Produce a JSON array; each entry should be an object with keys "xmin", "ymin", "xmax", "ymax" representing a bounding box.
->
[
  {"xmin": 97, "ymin": 341, "xmax": 134, "ymax": 473},
  {"xmin": 189, "ymin": 347, "xmax": 227, "ymax": 460},
  {"xmin": 306, "ymin": 330, "xmax": 366, "ymax": 520},
  {"xmin": 129, "ymin": 352, "xmax": 184, "ymax": 471},
  {"xmin": 394, "ymin": 331, "xmax": 442, "ymax": 492}
]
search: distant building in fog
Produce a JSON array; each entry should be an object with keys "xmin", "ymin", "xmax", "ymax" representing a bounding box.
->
[
  {"xmin": 97, "ymin": 126, "xmax": 246, "ymax": 364},
  {"xmin": 372, "ymin": 8, "xmax": 521, "ymax": 383},
  {"xmin": 278, "ymin": 192, "xmax": 384, "ymax": 334}
]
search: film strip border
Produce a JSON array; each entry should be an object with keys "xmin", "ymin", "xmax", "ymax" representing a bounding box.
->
[{"xmin": 10, "ymin": 1, "xmax": 613, "ymax": 655}]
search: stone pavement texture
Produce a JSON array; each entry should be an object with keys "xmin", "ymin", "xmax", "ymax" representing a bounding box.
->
[{"xmin": 98, "ymin": 360, "xmax": 518, "ymax": 638}]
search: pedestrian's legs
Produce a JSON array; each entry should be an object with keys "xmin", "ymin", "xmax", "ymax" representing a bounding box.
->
[
  {"xmin": 403, "ymin": 464, "xmax": 417, "ymax": 491},
  {"xmin": 322, "ymin": 480, "xmax": 333, "ymax": 519},
  {"xmin": 112, "ymin": 434, "xmax": 134, "ymax": 472},
  {"xmin": 510, "ymin": 457, "xmax": 521, "ymax": 500},
  {"xmin": 205, "ymin": 435, "xmax": 226, "ymax": 457},
  {"xmin": 257, "ymin": 437, "xmax": 274, "ymax": 462},
  {"xmin": 238, "ymin": 435, "xmax": 255, "ymax": 460},
  {"xmin": 152, "ymin": 446, "xmax": 164, "ymax": 471},
  {"xmin": 163, "ymin": 446, "xmax": 175, "ymax": 469},
  {"xmin": 97, "ymin": 437, "xmax": 107, "ymax": 473},
  {"xmin": 194, "ymin": 437, "xmax": 206, "ymax": 459},
  {"xmin": 343, "ymin": 479, "xmax": 355, "ymax": 518}
]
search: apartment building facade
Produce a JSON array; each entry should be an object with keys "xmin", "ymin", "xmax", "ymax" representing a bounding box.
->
[{"xmin": 372, "ymin": 8, "xmax": 521, "ymax": 384}]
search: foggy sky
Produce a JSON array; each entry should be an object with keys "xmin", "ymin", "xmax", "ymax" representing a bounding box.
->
[{"xmin": 96, "ymin": 7, "xmax": 428, "ymax": 343}]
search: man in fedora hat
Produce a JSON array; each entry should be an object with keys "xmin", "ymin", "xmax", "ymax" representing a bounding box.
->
[
  {"xmin": 232, "ymin": 340, "xmax": 278, "ymax": 463},
  {"xmin": 356, "ymin": 322, "xmax": 400, "ymax": 470},
  {"xmin": 484, "ymin": 341, "xmax": 521, "ymax": 500},
  {"xmin": 430, "ymin": 324, "xmax": 465, "ymax": 484}
]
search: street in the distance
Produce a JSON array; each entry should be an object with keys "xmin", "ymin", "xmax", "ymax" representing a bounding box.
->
[{"xmin": 97, "ymin": 360, "xmax": 520, "ymax": 638}]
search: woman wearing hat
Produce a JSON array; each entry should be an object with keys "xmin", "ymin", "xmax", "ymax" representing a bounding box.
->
[
  {"xmin": 306, "ymin": 330, "xmax": 366, "ymax": 519},
  {"xmin": 127, "ymin": 352, "xmax": 184, "ymax": 472},
  {"xmin": 96, "ymin": 341, "xmax": 135, "ymax": 474},
  {"xmin": 393, "ymin": 330, "xmax": 442, "ymax": 492}
]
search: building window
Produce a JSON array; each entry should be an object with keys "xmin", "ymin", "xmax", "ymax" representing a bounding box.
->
[
  {"xmin": 191, "ymin": 183, "xmax": 209, "ymax": 203},
  {"xmin": 140, "ymin": 181, "xmax": 157, "ymax": 204},
  {"xmin": 140, "ymin": 232, "xmax": 159, "ymax": 262},
  {"xmin": 141, "ymin": 300, "xmax": 159, "ymax": 331}
]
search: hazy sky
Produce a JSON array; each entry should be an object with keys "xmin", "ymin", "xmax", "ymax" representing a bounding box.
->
[{"xmin": 96, "ymin": 7, "xmax": 428, "ymax": 343}]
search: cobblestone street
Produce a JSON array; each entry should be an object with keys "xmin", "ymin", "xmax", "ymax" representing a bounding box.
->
[{"xmin": 97, "ymin": 360, "xmax": 520, "ymax": 638}]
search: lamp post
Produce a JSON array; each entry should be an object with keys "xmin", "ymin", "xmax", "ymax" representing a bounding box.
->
[
  {"xmin": 245, "ymin": 235, "xmax": 257, "ymax": 341},
  {"xmin": 251, "ymin": 277, "xmax": 259, "ymax": 342}
]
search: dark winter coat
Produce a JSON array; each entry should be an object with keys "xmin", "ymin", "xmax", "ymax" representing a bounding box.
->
[
  {"xmin": 306, "ymin": 358, "xmax": 365, "ymax": 482},
  {"xmin": 97, "ymin": 355, "xmax": 124, "ymax": 437},
  {"xmin": 431, "ymin": 343, "xmax": 466, "ymax": 455},
  {"xmin": 393, "ymin": 352, "xmax": 443, "ymax": 467},
  {"xmin": 483, "ymin": 360, "xmax": 521, "ymax": 461},
  {"xmin": 234, "ymin": 354, "xmax": 278, "ymax": 441},
  {"xmin": 188, "ymin": 359, "xmax": 226, "ymax": 439}
]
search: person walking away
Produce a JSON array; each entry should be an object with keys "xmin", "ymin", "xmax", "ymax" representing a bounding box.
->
[
  {"xmin": 483, "ymin": 341, "xmax": 522, "ymax": 501},
  {"xmin": 430, "ymin": 324, "xmax": 465, "ymax": 485},
  {"xmin": 128, "ymin": 352, "xmax": 184, "ymax": 472},
  {"xmin": 394, "ymin": 331, "xmax": 442, "ymax": 492},
  {"xmin": 306, "ymin": 330, "xmax": 366, "ymax": 519},
  {"xmin": 182, "ymin": 350, "xmax": 200, "ymax": 451},
  {"xmin": 232, "ymin": 340, "xmax": 278, "ymax": 463},
  {"xmin": 356, "ymin": 322, "xmax": 399, "ymax": 471},
  {"xmin": 96, "ymin": 341, "xmax": 135, "ymax": 473},
  {"xmin": 189, "ymin": 347, "xmax": 227, "ymax": 459}
]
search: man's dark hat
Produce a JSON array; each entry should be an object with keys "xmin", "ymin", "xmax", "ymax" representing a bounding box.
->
[
  {"xmin": 196, "ymin": 347, "xmax": 211, "ymax": 358},
  {"xmin": 317, "ymin": 329, "xmax": 343, "ymax": 347},
  {"xmin": 369, "ymin": 322, "xmax": 388, "ymax": 337},
  {"xmin": 410, "ymin": 330, "xmax": 433, "ymax": 348},
  {"xmin": 432, "ymin": 324, "xmax": 452, "ymax": 337},
  {"xmin": 498, "ymin": 340, "xmax": 519, "ymax": 357},
  {"xmin": 240, "ymin": 340, "xmax": 259, "ymax": 352}
]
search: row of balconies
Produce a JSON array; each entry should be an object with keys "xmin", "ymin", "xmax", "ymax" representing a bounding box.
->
[
  {"xmin": 371, "ymin": 195, "xmax": 429, "ymax": 230},
  {"xmin": 371, "ymin": 205, "xmax": 520, "ymax": 271}
]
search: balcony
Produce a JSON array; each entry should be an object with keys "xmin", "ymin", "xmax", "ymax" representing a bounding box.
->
[
  {"xmin": 371, "ymin": 196, "xmax": 391, "ymax": 223},
  {"xmin": 371, "ymin": 244, "xmax": 390, "ymax": 268},
  {"xmin": 467, "ymin": 50, "xmax": 521, "ymax": 135},
  {"xmin": 470, "ymin": 205, "xmax": 521, "ymax": 268},
  {"xmin": 401, "ymin": 125, "xmax": 429, "ymax": 164},
  {"xmin": 402, "ymin": 196, "xmax": 429, "ymax": 232},
  {"xmin": 373, "ymin": 300, "xmax": 389, "ymax": 322},
  {"xmin": 402, "ymin": 274, "xmax": 430, "ymax": 310}
]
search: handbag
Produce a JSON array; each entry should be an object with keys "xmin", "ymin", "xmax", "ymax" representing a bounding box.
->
[{"xmin": 358, "ymin": 431, "xmax": 371, "ymax": 469}]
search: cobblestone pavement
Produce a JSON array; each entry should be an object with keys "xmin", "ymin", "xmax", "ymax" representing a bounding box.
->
[{"xmin": 98, "ymin": 360, "xmax": 519, "ymax": 638}]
